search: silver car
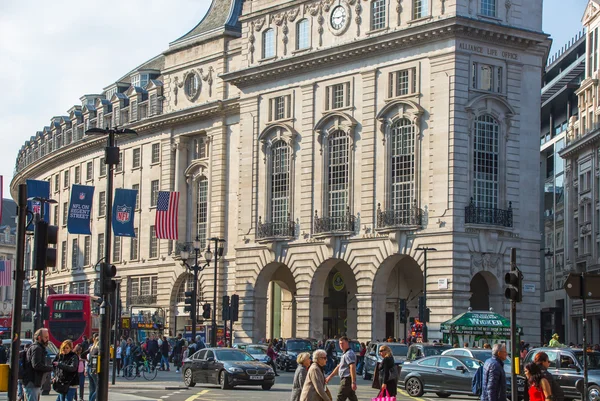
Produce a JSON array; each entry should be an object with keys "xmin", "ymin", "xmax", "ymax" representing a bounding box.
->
[{"xmin": 362, "ymin": 342, "xmax": 407, "ymax": 380}]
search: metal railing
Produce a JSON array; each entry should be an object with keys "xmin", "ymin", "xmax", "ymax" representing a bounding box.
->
[
  {"xmin": 257, "ymin": 216, "xmax": 295, "ymax": 239},
  {"xmin": 314, "ymin": 207, "xmax": 356, "ymax": 234},
  {"xmin": 465, "ymin": 198, "xmax": 513, "ymax": 228},
  {"xmin": 376, "ymin": 202, "xmax": 422, "ymax": 229},
  {"xmin": 128, "ymin": 294, "xmax": 158, "ymax": 305}
]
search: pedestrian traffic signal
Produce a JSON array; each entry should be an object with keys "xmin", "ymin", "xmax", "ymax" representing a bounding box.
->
[
  {"xmin": 230, "ymin": 294, "xmax": 239, "ymax": 322},
  {"xmin": 418, "ymin": 296, "xmax": 425, "ymax": 322},
  {"xmin": 202, "ymin": 303, "xmax": 211, "ymax": 319},
  {"xmin": 399, "ymin": 299, "xmax": 407, "ymax": 323},
  {"xmin": 504, "ymin": 270, "xmax": 523, "ymax": 302},
  {"xmin": 101, "ymin": 263, "xmax": 117, "ymax": 294},
  {"xmin": 33, "ymin": 220, "xmax": 58, "ymax": 270},
  {"xmin": 184, "ymin": 291, "xmax": 194, "ymax": 316},
  {"xmin": 222, "ymin": 295, "xmax": 230, "ymax": 321}
]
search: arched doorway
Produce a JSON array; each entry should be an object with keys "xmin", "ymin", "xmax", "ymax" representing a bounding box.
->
[
  {"xmin": 310, "ymin": 259, "xmax": 358, "ymax": 340},
  {"xmin": 372, "ymin": 255, "xmax": 423, "ymax": 342},
  {"xmin": 169, "ymin": 272, "xmax": 196, "ymax": 336},
  {"xmin": 469, "ymin": 271, "xmax": 502, "ymax": 313},
  {"xmin": 253, "ymin": 262, "xmax": 297, "ymax": 342}
]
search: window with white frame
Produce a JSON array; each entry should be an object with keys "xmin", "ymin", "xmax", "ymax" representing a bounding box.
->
[
  {"xmin": 193, "ymin": 138, "xmax": 207, "ymax": 159},
  {"xmin": 325, "ymin": 83, "xmax": 351, "ymax": 111},
  {"xmin": 63, "ymin": 170, "xmax": 70, "ymax": 188},
  {"xmin": 149, "ymin": 225, "xmax": 158, "ymax": 258},
  {"xmin": 131, "ymin": 228, "xmax": 139, "ymax": 260},
  {"xmin": 473, "ymin": 115, "xmax": 499, "ymax": 209},
  {"xmin": 54, "ymin": 175, "xmax": 59, "ymax": 192},
  {"xmin": 99, "ymin": 157, "xmax": 107, "ymax": 177},
  {"xmin": 390, "ymin": 119, "xmax": 415, "ymax": 216},
  {"xmin": 297, "ymin": 19, "xmax": 310, "ymax": 50},
  {"xmin": 389, "ymin": 68, "xmax": 418, "ymax": 97},
  {"xmin": 196, "ymin": 177, "xmax": 208, "ymax": 250},
  {"xmin": 151, "ymin": 143, "xmax": 160, "ymax": 164},
  {"xmin": 472, "ymin": 62, "xmax": 503, "ymax": 93},
  {"xmin": 113, "ymin": 236, "xmax": 121, "ymax": 262},
  {"xmin": 61, "ymin": 241, "xmax": 67, "ymax": 270},
  {"xmin": 413, "ymin": 0, "xmax": 428, "ymax": 19},
  {"xmin": 327, "ymin": 131, "xmax": 350, "ymax": 219},
  {"xmin": 54, "ymin": 205, "xmax": 59, "ymax": 227},
  {"xmin": 99, "ymin": 191, "xmax": 106, "ymax": 217},
  {"xmin": 97, "ymin": 233, "xmax": 104, "ymax": 261},
  {"xmin": 480, "ymin": 0, "xmax": 496, "ymax": 17},
  {"xmin": 70, "ymin": 281, "xmax": 88, "ymax": 295},
  {"xmin": 74, "ymin": 166, "xmax": 80, "ymax": 184},
  {"xmin": 132, "ymin": 148, "xmax": 141, "ymax": 168},
  {"xmin": 132, "ymin": 184, "xmax": 140, "ymax": 209},
  {"xmin": 269, "ymin": 95, "xmax": 291, "ymax": 121},
  {"xmin": 150, "ymin": 180, "xmax": 159, "ymax": 207},
  {"xmin": 185, "ymin": 73, "xmax": 200, "ymax": 100},
  {"xmin": 263, "ymin": 29, "xmax": 275, "ymax": 59},
  {"xmin": 371, "ymin": 0, "xmax": 386, "ymax": 30},
  {"xmin": 270, "ymin": 140, "xmax": 291, "ymax": 227},
  {"xmin": 86, "ymin": 161, "xmax": 93, "ymax": 181},
  {"xmin": 62, "ymin": 202, "xmax": 68, "ymax": 226},
  {"xmin": 131, "ymin": 74, "xmax": 140, "ymax": 87},
  {"xmin": 84, "ymin": 236, "xmax": 91, "ymax": 266},
  {"xmin": 72, "ymin": 239, "xmax": 78, "ymax": 269}
]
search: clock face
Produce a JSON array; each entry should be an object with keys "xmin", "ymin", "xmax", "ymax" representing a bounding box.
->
[{"xmin": 330, "ymin": 5, "xmax": 347, "ymax": 30}]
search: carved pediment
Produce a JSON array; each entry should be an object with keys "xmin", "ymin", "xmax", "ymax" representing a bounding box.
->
[{"xmin": 583, "ymin": 0, "xmax": 600, "ymax": 26}]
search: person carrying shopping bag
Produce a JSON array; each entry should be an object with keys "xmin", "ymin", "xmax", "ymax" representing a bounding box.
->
[
  {"xmin": 52, "ymin": 340, "xmax": 79, "ymax": 401},
  {"xmin": 372, "ymin": 345, "xmax": 397, "ymax": 401}
]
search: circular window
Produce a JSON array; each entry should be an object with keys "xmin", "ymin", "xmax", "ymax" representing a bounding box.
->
[{"xmin": 184, "ymin": 72, "xmax": 200, "ymax": 101}]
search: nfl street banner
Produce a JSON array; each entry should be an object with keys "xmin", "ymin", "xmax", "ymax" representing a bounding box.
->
[
  {"xmin": 26, "ymin": 179, "xmax": 51, "ymax": 231},
  {"xmin": 112, "ymin": 188, "xmax": 137, "ymax": 237},
  {"xmin": 67, "ymin": 184, "xmax": 95, "ymax": 235}
]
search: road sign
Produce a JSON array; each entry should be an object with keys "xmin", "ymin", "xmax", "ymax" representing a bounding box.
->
[{"xmin": 564, "ymin": 273, "xmax": 600, "ymax": 299}]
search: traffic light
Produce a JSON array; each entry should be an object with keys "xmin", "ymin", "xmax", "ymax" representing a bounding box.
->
[
  {"xmin": 184, "ymin": 291, "xmax": 194, "ymax": 317},
  {"xmin": 33, "ymin": 220, "xmax": 58, "ymax": 270},
  {"xmin": 505, "ymin": 270, "xmax": 523, "ymax": 302},
  {"xmin": 418, "ymin": 296, "xmax": 425, "ymax": 322},
  {"xmin": 399, "ymin": 299, "xmax": 407, "ymax": 323},
  {"xmin": 101, "ymin": 263, "xmax": 117, "ymax": 294},
  {"xmin": 222, "ymin": 295, "xmax": 230, "ymax": 321},
  {"xmin": 202, "ymin": 303, "xmax": 211, "ymax": 319},
  {"xmin": 230, "ymin": 294, "xmax": 239, "ymax": 322}
]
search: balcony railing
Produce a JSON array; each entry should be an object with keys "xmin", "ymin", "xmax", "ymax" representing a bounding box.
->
[
  {"xmin": 128, "ymin": 294, "xmax": 158, "ymax": 305},
  {"xmin": 314, "ymin": 207, "xmax": 356, "ymax": 235},
  {"xmin": 465, "ymin": 198, "xmax": 513, "ymax": 228},
  {"xmin": 257, "ymin": 216, "xmax": 295, "ymax": 240},
  {"xmin": 376, "ymin": 202, "xmax": 423, "ymax": 230}
]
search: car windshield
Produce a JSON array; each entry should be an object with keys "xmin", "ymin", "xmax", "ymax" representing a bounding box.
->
[
  {"xmin": 215, "ymin": 350, "xmax": 255, "ymax": 362},
  {"xmin": 425, "ymin": 346, "xmax": 452, "ymax": 356},
  {"xmin": 388, "ymin": 345, "xmax": 408, "ymax": 357},
  {"xmin": 287, "ymin": 340, "xmax": 313, "ymax": 352},
  {"xmin": 471, "ymin": 351, "xmax": 492, "ymax": 362},
  {"xmin": 246, "ymin": 346, "xmax": 267, "ymax": 355},
  {"xmin": 575, "ymin": 352, "xmax": 600, "ymax": 369}
]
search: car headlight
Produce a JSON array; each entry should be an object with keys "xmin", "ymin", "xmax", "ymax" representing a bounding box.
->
[
  {"xmin": 267, "ymin": 368, "xmax": 274, "ymax": 374},
  {"xmin": 227, "ymin": 367, "xmax": 244, "ymax": 373}
]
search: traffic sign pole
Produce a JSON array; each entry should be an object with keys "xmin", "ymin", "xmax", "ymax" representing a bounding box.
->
[{"xmin": 582, "ymin": 273, "xmax": 588, "ymax": 401}]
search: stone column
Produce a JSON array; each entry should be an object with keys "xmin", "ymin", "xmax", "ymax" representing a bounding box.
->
[
  {"xmin": 173, "ymin": 137, "xmax": 188, "ymax": 241},
  {"xmin": 294, "ymin": 295, "xmax": 312, "ymax": 339},
  {"xmin": 299, "ymin": 84, "xmax": 315, "ymax": 233},
  {"xmin": 281, "ymin": 290, "xmax": 297, "ymax": 338},
  {"xmin": 368, "ymin": 293, "xmax": 387, "ymax": 342},
  {"xmin": 360, "ymin": 70, "xmax": 377, "ymax": 228}
]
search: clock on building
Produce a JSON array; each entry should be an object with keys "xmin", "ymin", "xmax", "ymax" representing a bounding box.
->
[{"xmin": 330, "ymin": 5, "xmax": 347, "ymax": 31}]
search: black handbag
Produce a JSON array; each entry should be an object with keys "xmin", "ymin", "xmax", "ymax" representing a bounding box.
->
[{"xmin": 52, "ymin": 379, "xmax": 70, "ymax": 394}]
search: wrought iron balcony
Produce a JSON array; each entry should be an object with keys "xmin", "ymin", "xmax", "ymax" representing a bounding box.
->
[
  {"xmin": 376, "ymin": 202, "xmax": 423, "ymax": 230},
  {"xmin": 465, "ymin": 198, "xmax": 513, "ymax": 228},
  {"xmin": 128, "ymin": 294, "xmax": 158, "ymax": 306},
  {"xmin": 256, "ymin": 216, "xmax": 295, "ymax": 240},
  {"xmin": 314, "ymin": 207, "xmax": 356, "ymax": 235}
]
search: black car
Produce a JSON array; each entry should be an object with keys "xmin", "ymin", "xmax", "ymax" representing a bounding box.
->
[
  {"xmin": 276, "ymin": 338, "xmax": 314, "ymax": 372},
  {"xmin": 362, "ymin": 342, "xmax": 408, "ymax": 380},
  {"xmin": 324, "ymin": 339, "xmax": 361, "ymax": 365},
  {"xmin": 524, "ymin": 347, "xmax": 600, "ymax": 401},
  {"xmin": 182, "ymin": 348, "xmax": 276, "ymax": 390},
  {"xmin": 406, "ymin": 343, "xmax": 453, "ymax": 361},
  {"xmin": 399, "ymin": 354, "xmax": 483, "ymax": 397}
]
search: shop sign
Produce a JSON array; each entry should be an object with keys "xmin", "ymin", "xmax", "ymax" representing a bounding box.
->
[{"xmin": 121, "ymin": 317, "xmax": 130, "ymax": 329}]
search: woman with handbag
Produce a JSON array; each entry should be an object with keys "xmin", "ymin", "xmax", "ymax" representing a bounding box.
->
[
  {"xmin": 376, "ymin": 345, "xmax": 398, "ymax": 398},
  {"xmin": 52, "ymin": 340, "xmax": 79, "ymax": 401},
  {"xmin": 300, "ymin": 349, "xmax": 332, "ymax": 401},
  {"xmin": 291, "ymin": 352, "xmax": 312, "ymax": 401}
]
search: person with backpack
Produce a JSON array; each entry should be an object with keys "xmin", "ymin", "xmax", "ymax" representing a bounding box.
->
[
  {"xmin": 52, "ymin": 339, "xmax": 79, "ymax": 401},
  {"xmin": 17, "ymin": 343, "xmax": 31, "ymax": 401},
  {"xmin": 480, "ymin": 344, "xmax": 507, "ymax": 401},
  {"xmin": 23, "ymin": 328, "xmax": 54, "ymax": 401}
]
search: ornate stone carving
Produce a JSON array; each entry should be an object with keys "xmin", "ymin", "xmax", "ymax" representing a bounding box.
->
[
  {"xmin": 254, "ymin": 17, "xmax": 266, "ymax": 32},
  {"xmin": 396, "ymin": 0, "xmax": 402, "ymax": 26},
  {"xmin": 199, "ymin": 67, "xmax": 214, "ymax": 97},
  {"xmin": 305, "ymin": 0, "xmax": 334, "ymax": 47},
  {"xmin": 249, "ymin": 23, "xmax": 256, "ymax": 64},
  {"xmin": 172, "ymin": 76, "xmax": 180, "ymax": 106},
  {"xmin": 468, "ymin": 0, "xmax": 474, "ymax": 14},
  {"xmin": 505, "ymin": 0, "xmax": 512, "ymax": 23},
  {"xmin": 441, "ymin": 0, "xmax": 446, "ymax": 15},
  {"xmin": 470, "ymin": 252, "xmax": 502, "ymax": 278},
  {"xmin": 354, "ymin": 1, "xmax": 362, "ymax": 36}
]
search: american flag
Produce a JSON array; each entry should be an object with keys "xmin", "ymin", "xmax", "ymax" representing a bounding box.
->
[
  {"xmin": 0, "ymin": 260, "xmax": 12, "ymax": 287},
  {"xmin": 155, "ymin": 191, "xmax": 180, "ymax": 240}
]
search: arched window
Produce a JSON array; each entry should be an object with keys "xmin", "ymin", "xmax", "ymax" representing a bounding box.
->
[
  {"xmin": 270, "ymin": 140, "xmax": 291, "ymax": 230},
  {"xmin": 196, "ymin": 177, "xmax": 208, "ymax": 250},
  {"xmin": 390, "ymin": 119, "xmax": 415, "ymax": 217},
  {"xmin": 263, "ymin": 28, "xmax": 275, "ymax": 59},
  {"xmin": 296, "ymin": 19, "xmax": 309, "ymax": 50},
  {"xmin": 327, "ymin": 131, "xmax": 350, "ymax": 220},
  {"xmin": 371, "ymin": 0, "xmax": 386, "ymax": 30},
  {"xmin": 176, "ymin": 275, "xmax": 195, "ymax": 303},
  {"xmin": 473, "ymin": 115, "xmax": 499, "ymax": 209}
]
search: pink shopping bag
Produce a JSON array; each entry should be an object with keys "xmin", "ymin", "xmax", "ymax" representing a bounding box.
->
[{"xmin": 372, "ymin": 389, "xmax": 396, "ymax": 401}]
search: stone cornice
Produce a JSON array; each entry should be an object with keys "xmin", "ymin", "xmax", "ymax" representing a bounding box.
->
[
  {"xmin": 560, "ymin": 128, "xmax": 600, "ymax": 159},
  {"xmin": 222, "ymin": 16, "xmax": 549, "ymax": 87}
]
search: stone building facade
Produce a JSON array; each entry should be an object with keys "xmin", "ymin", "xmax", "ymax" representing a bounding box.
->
[{"xmin": 11, "ymin": 0, "xmax": 549, "ymax": 343}]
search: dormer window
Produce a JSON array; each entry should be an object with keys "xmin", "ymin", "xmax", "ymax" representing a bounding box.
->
[
  {"xmin": 132, "ymin": 75, "xmax": 140, "ymax": 88},
  {"xmin": 105, "ymin": 87, "xmax": 117, "ymax": 99},
  {"xmin": 131, "ymin": 73, "xmax": 150, "ymax": 88}
]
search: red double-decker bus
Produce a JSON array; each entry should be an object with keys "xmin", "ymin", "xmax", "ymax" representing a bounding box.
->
[{"xmin": 45, "ymin": 294, "xmax": 99, "ymax": 347}]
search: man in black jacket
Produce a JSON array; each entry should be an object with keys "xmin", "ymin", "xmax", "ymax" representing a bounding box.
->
[{"xmin": 23, "ymin": 328, "xmax": 53, "ymax": 401}]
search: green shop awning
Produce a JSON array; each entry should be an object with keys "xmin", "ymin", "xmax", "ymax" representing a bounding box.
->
[{"xmin": 440, "ymin": 311, "xmax": 523, "ymax": 337}]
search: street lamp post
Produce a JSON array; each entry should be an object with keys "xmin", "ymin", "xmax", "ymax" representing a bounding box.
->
[
  {"xmin": 416, "ymin": 246, "xmax": 437, "ymax": 343},
  {"xmin": 209, "ymin": 237, "xmax": 225, "ymax": 347},
  {"xmin": 180, "ymin": 238, "xmax": 212, "ymax": 342},
  {"xmin": 85, "ymin": 126, "xmax": 136, "ymax": 401}
]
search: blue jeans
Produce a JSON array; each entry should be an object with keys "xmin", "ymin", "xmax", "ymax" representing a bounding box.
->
[
  {"xmin": 160, "ymin": 354, "xmax": 169, "ymax": 370},
  {"xmin": 87, "ymin": 367, "xmax": 97, "ymax": 401},
  {"xmin": 78, "ymin": 373, "xmax": 85, "ymax": 400},
  {"xmin": 56, "ymin": 388, "xmax": 77, "ymax": 401},
  {"xmin": 23, "ymin": 382, "xmax": 41, "ymax": 401},
  {"xmin": 123, "ymin": 355, "xmax": 132, "ymax": 376},
  {"xmin": 17, "ymin": 379, "xmax": 23, "ymax": 400}
]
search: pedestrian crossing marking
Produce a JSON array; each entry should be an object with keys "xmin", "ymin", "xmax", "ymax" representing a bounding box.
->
[{"xmin": 185, "ymin": 389, "xmax": 210, "ymax": 401}]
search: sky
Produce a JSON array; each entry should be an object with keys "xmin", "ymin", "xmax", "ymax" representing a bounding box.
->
[{"xmin": 0, "ymin": 0, "xmax": 589, "ymax": 200}]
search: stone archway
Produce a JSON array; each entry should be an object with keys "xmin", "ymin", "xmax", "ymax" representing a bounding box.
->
[
  {"xmin": 469, "ymin": 271, "xmax": 502, "ymax": 313},
  {"xmin": 372, "ymin": 255, "xmax": 423, "ymax": 342},
  {"xmin": 309, "ymin": 259, "xmax": 358, "ymax": 340},
  {"xmin": 253, "ymin": 262, "xmax": 297, "ymax": 342},
  {"xmin": 168, "ymin": 272, "xmax": 195, "ymax": 336}
]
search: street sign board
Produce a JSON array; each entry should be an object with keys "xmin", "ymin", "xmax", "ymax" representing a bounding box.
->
[{"xmin": 564, "ymin": 273, "xmax": 600, "ymax": 299}]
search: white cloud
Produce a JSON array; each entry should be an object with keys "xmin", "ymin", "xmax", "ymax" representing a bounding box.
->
[{"xmin": 0, "ymin": 0, "xmax": 210, "ymax": 198}]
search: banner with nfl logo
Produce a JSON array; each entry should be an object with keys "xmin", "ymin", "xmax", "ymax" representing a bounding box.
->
[
  {"xmin": 26, "ymin": 179, "xmax": 51, "ymax": 231},
  {"xmin": 67, "ymin": 184, "xmax": 95, "ymax": 235},
  {"xmin": 112, "ymin": 188, "xmax": 137, "ymax": 237}
]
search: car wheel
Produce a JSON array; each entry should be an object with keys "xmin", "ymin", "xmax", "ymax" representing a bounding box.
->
[
  {"xmin": 406, "ymin": 377, "xmax": 424, "ymax": 397},
  {"xmin": 362, "ymin": 368, "xmax": 371, "ymax": 380},
  {"xmin": 589, "ymin": 385, "xmax": 600, "ymax": 401},
  {"xmin": 183, "ymin": 368, "xmax": 196, "ymax": 387},
  {"xmin": 262, "ymin": 384, "xmax": 273, "ymax": 390},
  {"xmin": 436, "ymin": 393, "xmax": 451, "ymax": 398},
  {"xmin": 220, "ymin": 370, "xmax": 232, "ymax": 390}
]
